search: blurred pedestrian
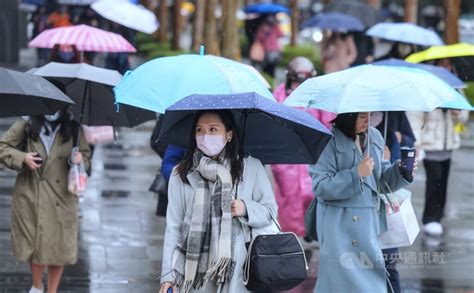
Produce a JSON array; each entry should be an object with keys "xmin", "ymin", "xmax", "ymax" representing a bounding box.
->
[
  {"xmin": 159, "ymin": 110, "xmax": 277, "ymax": 293},
  {"xmin": 49, "ymin": 44, "xmax": 83, "ymax": 64},
  {"xmin": 309, "ymin": 112, "xmax": 414, "ymax": 292},
  {"xmin": 407, "ymin": 98, "xmax": 468, "ymax": 237},
  {"xmin": 250, "ymin": 14, "xmax": 284, "ymax": 76},
  {"xmin": 47, "ymin": 5, "xmax": 72, "ymax": 28},
  {"xmin": 271, "ymin": 57, "xmax": 334, "ymax": 244},
  {"xmin": 321, "ymin": 31, "xmax": 357, "ymax": 74},
  {"xmin": 105, "ymin": 22, "xmax": 133, "ymax": 74},
  {"xmin": 31, "ymin": 6, "xmax": 50, "ymax": 66},
  {"xmin": 373, "ymin": 111, "xmax": 416, "ymax": 293},
  {"xmin": 78, "ymin": 7, "xmax": 100, "ymax": 63},
  {"xmin": 0, "ymin": 109, "xmax": 91, "ymax": 293}
]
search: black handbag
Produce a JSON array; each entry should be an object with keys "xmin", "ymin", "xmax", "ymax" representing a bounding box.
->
[{"xmin": 243, "ymin": 218, "xmax": 308, "ymax": 292}]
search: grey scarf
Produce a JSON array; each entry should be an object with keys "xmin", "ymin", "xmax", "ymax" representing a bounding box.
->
[{"xmin": 173, "ymin": 150, "xmax": 235, "ymax": 292}]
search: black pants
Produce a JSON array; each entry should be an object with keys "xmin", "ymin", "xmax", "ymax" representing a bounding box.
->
[
  {"xmin": 383, "ymin": 247, "xmax": 400, "ymax": 293},
  {"xmin": 422, "ymin": 159, "xmax": 451, "ymax": 224}
]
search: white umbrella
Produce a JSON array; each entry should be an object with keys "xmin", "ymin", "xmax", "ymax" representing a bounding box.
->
[
  {"xmin": 366, "ymin": 22, "xmax": 444, "ymax": 46},
  {"xmin": 91, "ymin": 0, "xmax": 159, "ymax": 34}
]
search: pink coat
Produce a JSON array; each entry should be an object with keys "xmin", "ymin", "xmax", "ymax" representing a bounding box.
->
[{"xmin": 271, "ymin": 84, "xmax": 335, "ymax": 236}]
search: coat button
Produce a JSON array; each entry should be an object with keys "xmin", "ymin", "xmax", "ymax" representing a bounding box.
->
[
  {"xmin": 352, "ymin": 216, "xmax": 359, "ymax": 222},
  {"xmin": 352, "ymin": 240, "xmax": 359, "ymax": 247}
]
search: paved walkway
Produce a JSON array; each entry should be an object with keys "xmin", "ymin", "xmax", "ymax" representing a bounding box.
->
[{"xmin": 1, "ymin": 49, "xmax": 473, "ymax": 292}]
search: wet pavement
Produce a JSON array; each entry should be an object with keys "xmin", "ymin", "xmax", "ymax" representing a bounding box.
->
[{"xmin": 0, "ymin": 49, "xmax": 473, "ymax": 292}]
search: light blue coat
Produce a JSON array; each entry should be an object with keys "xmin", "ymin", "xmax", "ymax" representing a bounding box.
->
[
  {"xmin": 160, "ymin": 156, "xmax": 278, "ymax": 293},
  {"xmin": 309, "ymin": 127, "xmax": 410, "ymax": 293}
]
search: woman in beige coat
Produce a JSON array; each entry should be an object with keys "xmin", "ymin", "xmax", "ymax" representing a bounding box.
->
[{"xmin": 0, "ymin": 109, "xmax": 91, "ymax": 293}]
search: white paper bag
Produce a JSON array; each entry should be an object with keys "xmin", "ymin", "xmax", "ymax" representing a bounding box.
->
[
  {"xmin": 82, "ymin": 125, "xmax": 115, "ymax": 145},
  {"xmin": 379, "ymin": 191, "xmax": 420, "ymax": 249}
]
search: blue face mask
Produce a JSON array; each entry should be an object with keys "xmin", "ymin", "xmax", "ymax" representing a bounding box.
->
[
  {"xmin": 44, "ymin": 111, "xmax": 61, "ymax": 122},
  {"xmin": 59, "ymin": 50, "xmax": 75, "ymax": 62}
]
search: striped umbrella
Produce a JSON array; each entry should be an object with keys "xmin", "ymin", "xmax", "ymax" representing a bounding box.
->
[{"xmin": 28, "ymin": 24, "xmax": 136, "ymax": 53}]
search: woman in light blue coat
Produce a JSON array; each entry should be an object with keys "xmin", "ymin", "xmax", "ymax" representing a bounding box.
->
[
  {"xmin": 310, "ymin": 112, "xmax": 413, "ymax": 293},
  {"xmin": 159, "ymin": 110, "xmax": 277, "ymax": 293}
]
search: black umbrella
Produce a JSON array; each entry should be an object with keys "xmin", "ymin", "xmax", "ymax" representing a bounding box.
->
[
  {"xmin": 157, "ymin": 92, "xmax": 332, "ymax": 164},
  {"xmin": 0, "ymin": 67, "xmax": 74, "ymax": 118},
  {"xmin": 324, "ymin": 1, "xmax": 381, "ymax": 28},
  {"xmin": 31, "ymin": 62, "xmax": 155, "ymax": 127}
]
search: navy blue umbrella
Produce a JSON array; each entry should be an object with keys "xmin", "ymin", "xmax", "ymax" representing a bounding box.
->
[
  {"xmin": 372, "ymin": 58, "xmax": 465, "ymax": 89},
  {"xmin": 301, "ymin": 12, "xmax": 364, "ymax": 32},
  {"xmin": 243, "ymin": 3, "xmax": 289, "ymax": 14},
  {"xmin": 157, "ymin": 92, "xmax": 332, "ymax": 164},
  {"xmin": 22, "ymin": 0, "xmax": 45, "ymax": 5}
]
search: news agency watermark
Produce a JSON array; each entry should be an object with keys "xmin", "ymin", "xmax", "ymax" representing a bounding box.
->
[{"xmin": 340, "ymin": 251, "xmax": 446, "ymax": 270}]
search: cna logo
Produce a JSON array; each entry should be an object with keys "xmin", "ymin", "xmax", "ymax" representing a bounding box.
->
[{"xmin": 340, "ymin": 252, "xmax": 375, "ymax": 269}]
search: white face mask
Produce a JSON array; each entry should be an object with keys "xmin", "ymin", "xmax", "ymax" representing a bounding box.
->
[
  {"xmin": 196, "ymin": 135, "xmax": 227, "ymax": 157},
  {"xmin": 44, "ymin": 111, "xmax": 61, "ymax": 122},
  {"xmin": 370, "ymin": 112, "xmax": 384, "ymax": 127}
]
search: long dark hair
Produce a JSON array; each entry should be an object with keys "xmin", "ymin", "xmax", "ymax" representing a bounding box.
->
[
  {"xmin": 176, "ymin": 110, "xmax": 244, "ymax": 185},
  {"xmin": 332, "ymin": 112, "xmax": 358, "ymax": 140},
  {"xmin": 26, "ymin": 107, "xmax": 77, "ymax": 144}
]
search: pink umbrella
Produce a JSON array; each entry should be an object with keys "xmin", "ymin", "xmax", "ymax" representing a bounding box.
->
[{"xmin": 28, "ymin": 24, "xmax": 136, "ymax": 53}]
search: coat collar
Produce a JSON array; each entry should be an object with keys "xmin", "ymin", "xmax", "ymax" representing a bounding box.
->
[{"xmin": 334, "ymin": 127, "xmax": 384, "ymax": 154}]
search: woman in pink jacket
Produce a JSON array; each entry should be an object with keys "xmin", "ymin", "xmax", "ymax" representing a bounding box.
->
[{"xmin": 271, "ymin": 57, "xmax": 335, "ymax": 238}]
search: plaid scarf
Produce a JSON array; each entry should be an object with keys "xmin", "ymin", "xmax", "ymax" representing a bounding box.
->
[{"xmin": 173, "ymin": 150, "xmax": 235, "ymax": 292}]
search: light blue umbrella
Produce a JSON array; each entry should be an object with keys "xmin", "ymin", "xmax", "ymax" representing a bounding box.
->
[
  {"xmin": 366, "ymin": 22, "xmax": 444, "ymax": 46},
  {"xmin": 440, "ymin": 96, "xmax": 473, "ymax": 110},
  {"xmin": 284, "ymin": 65, "xmax": 462, "ymax": 113},
  {"xmin": 114, "ymin": 52, "xmax": 273, "ymax": 113}
]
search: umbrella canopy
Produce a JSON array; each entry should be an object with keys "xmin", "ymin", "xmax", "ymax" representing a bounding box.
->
[
  {"xmin": 440, "ymin": 96, "xmax": 473, "ymax": 111},
  {"xmin": 33, "ymin": 62, "xmax": 154, "ymax": 127},
  {"xmin": 283, "ymin": 65, "xmax": 461, "ymax": 113},
  {"xmin": 91, "ymin": 0, "xmax": 159, "ymax": 34},
  {"xmin": 372, "ymin": 58, "xmax": 465, "ymax": 89},
  {"xmin": 405, "ymin": 43, "xmax": 474, "ymax": 81},
  {"xmin": 366, "ymin": 22, "xmax": 444, "ymax": 46},
  {"xmin": 29, "ymin": 24, "xmax": 136, "ymax": 53},
  {"xmin": 114, "ymin": 54, "xmax": 274, "ymax": 114},
  {"xmin": 323, "ymin": 1, "xmax": 381, "ymax": 28},
  {"xmin": 243, "ymin": 3, "xmax": 289, "ymax": 14},
  {"xmin": 0, "ymin": 68, "xmax": 74, "ymax": 118},
  {"xmin": 57, "ymin": 0, "xmax": 96, "ymax": 5},
  {"xmin": 301, "ymin": 12, "xmax": 364, "ymax": 32},
  {"xmin": 157, "ymin": 92, "xmax": 332, "ymax": 164}
]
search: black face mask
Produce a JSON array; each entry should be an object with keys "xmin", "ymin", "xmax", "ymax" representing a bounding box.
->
[{"xmin": 59, "ymin": 50, "xmax": 75, "ymax": 62}]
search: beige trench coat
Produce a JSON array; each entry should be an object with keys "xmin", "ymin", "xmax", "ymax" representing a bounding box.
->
[{"xmin": 0, "ymin": 119, "xmax": 91, "ymax": 265}]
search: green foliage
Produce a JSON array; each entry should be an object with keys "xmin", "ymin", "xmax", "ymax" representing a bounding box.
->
[
  {"xmin": 260, "ymin": 71, "xmax": 275, "ymax": 89},
  {"xmin": 279, "ymin": 44, "xmax": 323, "ymax": 74},
  {"xmin": 465, "ymin": 82, "xmax": 474, "ymax": 106}
]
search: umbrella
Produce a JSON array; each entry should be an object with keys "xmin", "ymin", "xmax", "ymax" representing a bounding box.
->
[
  {"xmin": 366, "ymin": 22, "xmax": 444, "ymax": 46},
  {"xmin": 0, "ymin": 68, "xmax": 74, "ymax": 118},
  {"xmin": 283, "ymin": 65, "xmax": 461, "ymax": 113},
  {"xmin": 32, "ymin": 62, "xmax": 154, "ymax": 127},
  {"xmin": 157, "ymin": 92, "xmax": 332, "ymax": 164},
  {"xmin": 323, "ymin": 1, "xmax": 381, "ymax": 28},
  {"xmin": 372, "ymin": 58, "xmax": 465, "ymax": 89},
  {"xmin": 57, "ymin": 0, "xmax": 97, "ymax": 5},
  {"xmin": 243, "ymin": 3, "xmax": 289, "ymax": 14},
  {"xmin": 91, "ymin": 0, "xmax": 159, "ymax": 34},
  {"xmin": 29, "ymin": 24, "xmax": 136, "ymax": 53},
  {"xmin": 405, "ymin": 43, "xmax": 474, "ymax": 81},
  {"xmin": 114, "ymin": 53, "xmax": 274, "ymax": 114},
  {"xmin": 301, "ymin": 12, "xmax": 364, "ymax": 32}
]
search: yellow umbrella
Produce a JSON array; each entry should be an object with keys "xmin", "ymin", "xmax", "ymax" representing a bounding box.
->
[
  {"xmin": 405, "ymin": 43, "xmax": 474, "ymax": 81},
  {"xmin": 405, "ymin": 43, "xmax": 474, "ymax": 63}
]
